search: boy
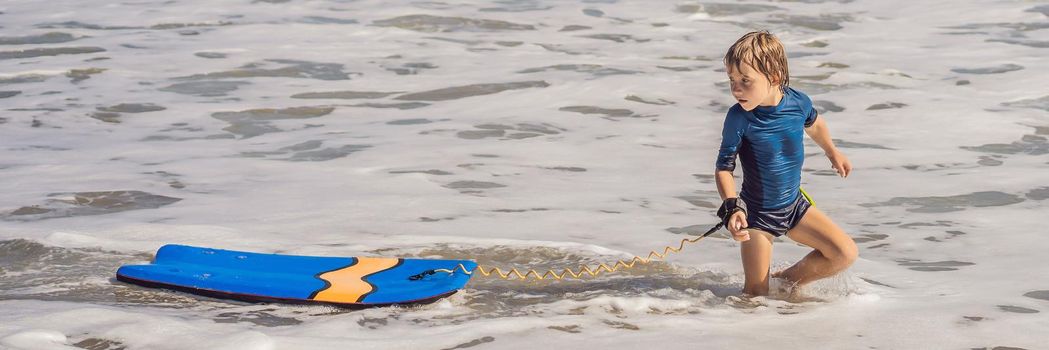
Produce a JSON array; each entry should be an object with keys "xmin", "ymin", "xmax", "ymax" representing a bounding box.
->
[{"xmin": 714, "ymin": 31, "xmax": 858, "ymax": 297}]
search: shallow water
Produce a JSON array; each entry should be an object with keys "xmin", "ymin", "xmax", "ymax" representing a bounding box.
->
[{"xmin": 1, "ymin": 0, "xmax": 1048, "ymax": 349}]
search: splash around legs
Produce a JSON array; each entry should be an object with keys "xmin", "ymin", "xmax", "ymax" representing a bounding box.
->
[{"xmin": 774, "ymin": 206, "xmax": 859, "ymax": 290}]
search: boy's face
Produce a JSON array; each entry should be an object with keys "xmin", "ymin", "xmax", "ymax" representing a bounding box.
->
[{"xmin": 726, "ymin": 62, "xmax": 781, "ymax": 111}]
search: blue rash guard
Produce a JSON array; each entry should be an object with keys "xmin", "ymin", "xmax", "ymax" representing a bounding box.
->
[{"xmin": 716, "ymin": 87, "xmax": 818, "ymax": 211}]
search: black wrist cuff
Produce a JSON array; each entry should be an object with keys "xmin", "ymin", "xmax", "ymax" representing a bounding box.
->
[{"xmin": 717, "ymin": 198, "xmax": 747, "ymax": 225}]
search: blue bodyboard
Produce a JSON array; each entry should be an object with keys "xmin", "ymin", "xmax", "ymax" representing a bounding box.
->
[{"xmin": 116, "ymin": 244, "xmax": 477, "ymax": 307}]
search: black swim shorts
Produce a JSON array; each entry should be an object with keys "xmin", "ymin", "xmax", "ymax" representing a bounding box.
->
[{"xmin": 743, "ymin": 192, "xmax": 812, "ymax": 237}]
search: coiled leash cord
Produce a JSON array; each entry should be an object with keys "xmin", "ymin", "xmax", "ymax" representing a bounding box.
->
[
  {"xmin": 412, "ymin": 188, "xmax": 816, "ymax": 282},
  {"xmin": 412, "ymin": 222, "xmax": 723, "ymax": 281}
]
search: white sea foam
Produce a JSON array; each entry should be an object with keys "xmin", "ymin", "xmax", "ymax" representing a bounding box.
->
[{"xmin": 1, "ymin": 0, "xmax": 1047, "ymax": 349}]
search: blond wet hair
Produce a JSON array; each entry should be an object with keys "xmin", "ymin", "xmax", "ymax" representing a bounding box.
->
[{"xmin": 724, "ymin": 30, "xmax": 790, "ymax": 89}]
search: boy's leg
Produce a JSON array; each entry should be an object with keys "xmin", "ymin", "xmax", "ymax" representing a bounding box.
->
[
  {"xmin": 775, "ymin": 207, "xmax": 858, "ymax": 287},
  {"xmin": 740, "ymin": 229, "xmax": 776, "ymax": 296}
]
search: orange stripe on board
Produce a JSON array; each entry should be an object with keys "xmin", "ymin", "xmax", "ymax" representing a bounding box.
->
[{"xmin": 312, "ymin": 257, "xmax": 401, "ymax": 303}]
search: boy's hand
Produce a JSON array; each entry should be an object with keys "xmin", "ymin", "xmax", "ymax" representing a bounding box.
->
[
  {"xmin": 827, "ymin": 150, "xmax": 852, "ymax": 178},
  {"xmin": 728, "ymin": 211, "xmax": 750, "ymax": 241},
  {"xmin": 717, "ymin": 198, "xmax": 749, "ymax": 241}
]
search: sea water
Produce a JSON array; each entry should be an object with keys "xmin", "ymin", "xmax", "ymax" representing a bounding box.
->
[{"xmin": 1, "ymin": 0, "xmax": 1047, "ymax": 349}]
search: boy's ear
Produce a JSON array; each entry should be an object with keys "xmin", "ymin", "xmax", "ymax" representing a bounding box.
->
[{"xmin": 769, "ymin": 73, "xmax": 784, "ymax": 86}]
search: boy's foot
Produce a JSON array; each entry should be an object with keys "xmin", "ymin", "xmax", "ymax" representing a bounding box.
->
[
  {"xmin": 769, "ymin": 275, "xmax": 798, "ymax": 298},
  {"xmin": 774, "ymin": 279, "xmax": 830, "ymax": 303},
  {"xmin": 726, "ymin": 295, "xmax": 766, "ymax": 309},
  {"xmin": 784, "ymin": 290, "xmax": 826, "ymax": 303}
]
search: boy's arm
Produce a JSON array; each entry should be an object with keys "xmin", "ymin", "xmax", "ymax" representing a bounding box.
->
[
  {"xmin": 715, "ymin": 109, "xmax": 750, "ymax": 241},
  {"xmin": 804, "ymin": 115, "xmax": 852, "ymax": 178},
  {"xmin": 715, "ymin": 170, "xmax": 737, "ymax": 201},
  {"xmin": 715, "ymin": 169, "xmax": 749, "ymax": 241}
]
